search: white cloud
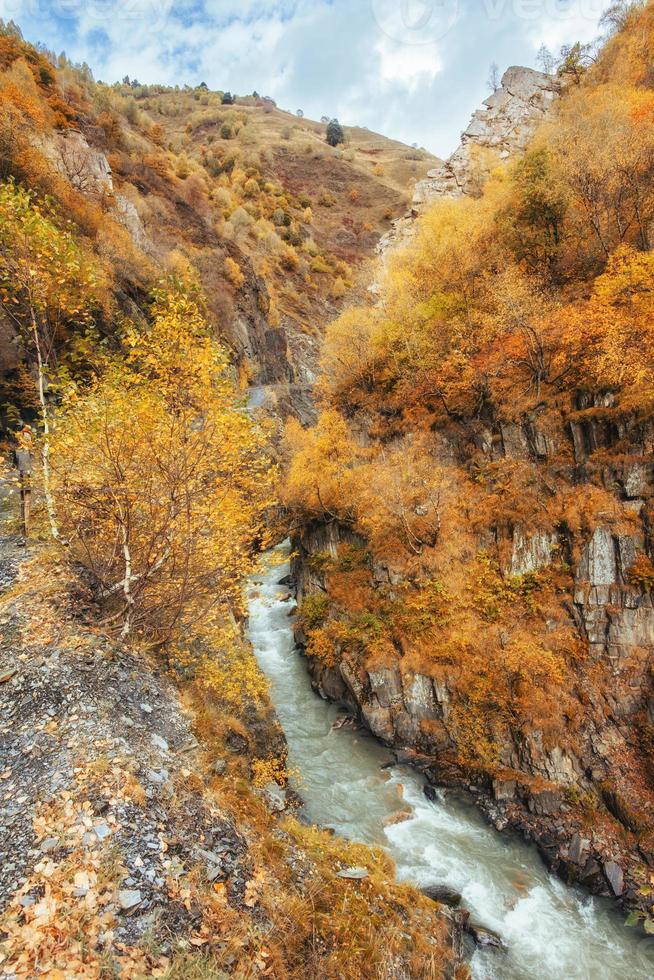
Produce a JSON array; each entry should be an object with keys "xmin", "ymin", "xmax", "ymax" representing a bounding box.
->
[
  {"xmin": 522, "ymin": 0, "xmax": 604, "ymax": 51},
  {"xmin": 0, "ymin": 0, "xmax": 605, "ymax": 155},
  {"xmin": 375, "ymin": 35, "xmax": 444, "ymax": 88}
]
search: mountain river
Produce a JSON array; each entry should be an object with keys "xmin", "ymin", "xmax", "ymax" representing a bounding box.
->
[{"xmin": 247, "ymin": 542, "xmax": 653, "ymax": 979}]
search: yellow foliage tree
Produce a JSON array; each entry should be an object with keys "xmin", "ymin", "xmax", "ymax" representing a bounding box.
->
[
  {"xmin": 49, "ymin": 280, "xmax": 275, "ymax": 647},
  {"xmin": 0, "ymin": 179, "xmax": 104, "ymax": 538},
  {"xmin": 283, "ymin": 410, "xmax": 364, "ymax": 522}
]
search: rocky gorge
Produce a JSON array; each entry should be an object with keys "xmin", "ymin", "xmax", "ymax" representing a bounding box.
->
[
  {"xmin": 291, "ymin": 505, "xmax": 654, "ymax": 915},
  {"xmin": 286, "ymin": 49, "xmax": 654, "ymax": 927},
  {"xmin": 2, "ymin": 6, "xmax": 654, "ymax": 975}
]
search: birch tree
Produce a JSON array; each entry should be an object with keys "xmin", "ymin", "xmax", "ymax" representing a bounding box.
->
[
  {"xmin": 49, "ymin": 281, "xmax": 275, "ymax": 647},
  {"xmin": 0, "ymin": 179, "xmax": 102, "ymax": 538}
]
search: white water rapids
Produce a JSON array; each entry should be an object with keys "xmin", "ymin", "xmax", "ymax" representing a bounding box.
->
[{"xmin": 247, "ymin": 543, "xmax": 653, "ymax": 979}]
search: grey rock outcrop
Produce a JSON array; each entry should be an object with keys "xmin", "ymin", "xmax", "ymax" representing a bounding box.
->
[
  {"xmin": 40, "ymin": 130, "xmax": 113, "ymax": 196},
  {"xmin": 414, "ymin": 67, "xmax": 559, "ymax": 206},
  {"xmin": 378, "ymin": 67, "xmax": 560, "ymax": 255},
  {"xmin": 115, "ymin": 195, "xmax": 149, "ymax": 250}
]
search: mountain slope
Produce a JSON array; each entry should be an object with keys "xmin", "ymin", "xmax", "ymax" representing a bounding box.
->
[
  {"xmin": 0, "ymin": 42, "xmax": 436, "ymax": 425},
  {"xmin": 285, "ymin": 1, "xmax": 654, "ymax": 921}
]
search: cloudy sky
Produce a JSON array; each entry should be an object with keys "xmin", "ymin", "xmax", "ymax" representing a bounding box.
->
[{"xmin": 0, "ymin": 0, "xmax": 606, "ymax": 156}]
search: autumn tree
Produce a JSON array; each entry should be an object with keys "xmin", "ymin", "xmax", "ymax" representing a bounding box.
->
[
  {"xmin": 600, "ymin": 0, "xmax": 646, "ymax": 34},
  {"xmin": 536, "ymin": 44, "xmax": 556, "ymax": 75},
  {"xmin": 0, "ymin": 179, "xmax": 103, "ymax": 538},
  {"xmin": 319, "ymin": 307, "xmax": 381, "ymax": 408},
  {"xmin": 284, "ymin": 410, "xmax": 363, "ymax": 523},
  {"xmin": 552, "ymin": 245, "xmax": 654, "ymax": 405},
  {"xmin": 551, "ymin": 85, "xmax": 654, "ymax": 260},
  {"xmin": 49, "ymin": 280, "xmax": 274, "ymax": 646},
  {"xmin": 496, "ymin": 147, "xmax": 569, "ymax": 277},
  {"xmin": 557, "ymin": 41, "xmax": 595, "ymax": 83},
  {"xmin": 357, "ymin": 436, "xmax": 456, "ymax": 558}
]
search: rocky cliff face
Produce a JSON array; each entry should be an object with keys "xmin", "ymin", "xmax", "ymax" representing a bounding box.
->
[
  {"xmin": 379, "ymin": 66, "xmax": 560, "ymax": 254},
  {"xmin": 414, "ymin": 67, "xmax": 559, "ymax": 204},
  {"xmin": 291, "ymin": 389, "xmax": 654, "ymax": 915}
]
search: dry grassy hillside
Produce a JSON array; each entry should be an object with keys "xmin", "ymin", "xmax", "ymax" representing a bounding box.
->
[
  {"xmin": 0, "ymin": 36, "xmax": 436, "ymax": 425},
  {"xmin": 104, "ymin": 84, "xmax": 436, "ymax": 398}
]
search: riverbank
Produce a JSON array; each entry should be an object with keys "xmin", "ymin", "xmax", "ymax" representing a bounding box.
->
[
  {"xmin": 250, "ymin": 542, "xmax": 654, "ymax": 979},
  {"xmin": 0, "ymin": 512, "xmax": 462, "ymax": 978}
]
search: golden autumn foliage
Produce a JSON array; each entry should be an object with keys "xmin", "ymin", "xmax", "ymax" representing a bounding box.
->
[
  {"xmin": 48, "ymin": 280, "xmax": 275, "ymax": 648},
  {"xmin": 553, "ymin": 245, "xmax": 654, "ymax": 402},
  {"xmin": 0, "ymin": 179, "xmax": 107, "ymax": 535},
  {"xmin": 285, "ymin": 4, "xmax": 654, "ymax": 770}
]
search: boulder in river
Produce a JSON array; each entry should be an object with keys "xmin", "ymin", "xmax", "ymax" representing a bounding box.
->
[
  {"xmin": 331, "ymin": 714, "xmax": 361, "ymax": 732},
  {"xmin": 424, "ymin": 784, "xmax": 443, "ymax": 804},
  {"xmin": 383, "ymin": 808, "xmax": 412, "ymax": 828},
  {"xmin": 421, "ymin": 884, "xmax": 463, "ymax": 907},
  {"xmin": 465, "ymin": 921, "xmax": 507, "ymax": 951}
]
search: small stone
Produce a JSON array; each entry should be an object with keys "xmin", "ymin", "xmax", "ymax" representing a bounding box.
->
[
  {"xmin": 0, "ymin": 668, "xmax": 16, "ymax": 684},
  {"xmin": 40, "ymin": 837, "xmax": 59, "ymax": 853},
  {"xmin": 140, "ymin": 703, "xmax": 153, "ymax": 714},
  {"xmin": 262, "ymin": 781, "xmax": 286, "ymax": 813},
  {"xmin": 146, "ymin": 769, "xmax": 168, "ymax": 785},
  {"xmin": 151, "ymin": 734, "xmax": 169, "ymax": 752},
  {"xmin": 177, "ymin": 737, "xmax": 198, "ymax": 754},
  {"xmin": 118, "ymin": 889, "xmax": 142, "ymax": 910},
  {"xmin": 604, "ymin": 860, "xmax": 624, "ymax": 897},
  {"xmin": 212, "ymin": 759, "xmax": 227, "ymax": 776},
  {"xmin": 336, "ymin": 867, "xmax": 369, "ymax": 880}
]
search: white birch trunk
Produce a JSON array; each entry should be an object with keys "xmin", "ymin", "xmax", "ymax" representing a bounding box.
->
[{"xmin": 30, "ymin": 309, "xmax": 59, "ymax": 541}]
